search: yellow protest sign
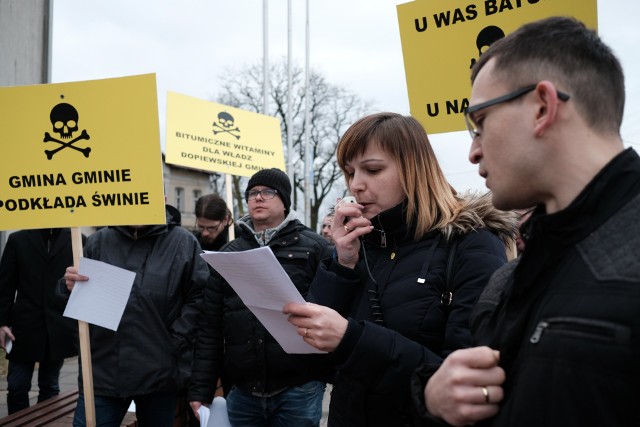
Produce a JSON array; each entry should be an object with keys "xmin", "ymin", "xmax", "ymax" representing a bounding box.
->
[
  {"xmin": 397, "ymin": 0, "xmax": 598, "ymax": 134},
  {"xmin": 0, "ymin": 74, "xmax": 166, "ymax": 231},
  {"xmin": 165, "ymin": 92, "xmax": 285, "ymax": 177}
]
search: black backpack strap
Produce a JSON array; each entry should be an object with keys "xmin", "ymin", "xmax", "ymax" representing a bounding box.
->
[{"xmin": 441, "ymin": 235, "xmax": 459, "ymax": 307}]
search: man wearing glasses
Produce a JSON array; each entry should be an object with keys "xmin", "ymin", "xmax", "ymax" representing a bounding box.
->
[
  {"xmin": 194, "ymin": 193, "xmax": 235, "ymax": 251},
  {"xmin": 414, "ymin": 17, "xmax": 640, "ymax": 426},
  {"xmin": 188, "ymin": 168, "xmax": 332, "ymax": 426}
]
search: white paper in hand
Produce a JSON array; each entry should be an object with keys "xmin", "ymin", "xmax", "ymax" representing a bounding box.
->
[
  {"xmin": 198, "ymin": 397, "xmax": 231, "ymax": 427},
  {"xmin": 63, "ymin": 258, "xmax": 135, "ymax": 331},
  {"xmin": 201, "ymin": 247, "xmax": 325, "ymax": 354}
]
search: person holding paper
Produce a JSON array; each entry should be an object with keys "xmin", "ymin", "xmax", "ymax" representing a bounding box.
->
[
  {"xmin": 188, "ymin": 168, "xmax": 332, "ymax": 427},
  {"xmin": 0, "ymin": 228, "xmax": 82, "ymax": 414},
  {"xmin": 283, "ymin": 113, "xmax": 516, "ymax": 426},
  {"xmin": 60, "ymin": 204, "xmax": 210, "ymax": 427}
]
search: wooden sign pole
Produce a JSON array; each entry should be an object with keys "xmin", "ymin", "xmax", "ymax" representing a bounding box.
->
[
  {"xmin": 71, "ymin": 227, "xmax": 96, "ymax": 427},
  {"xmin": 226, "ymin": 174, "xmax": 235, "ymax": 241}
]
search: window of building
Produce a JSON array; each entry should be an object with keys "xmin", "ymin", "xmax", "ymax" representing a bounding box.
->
[
  {"xmin": 175, "ymin": 187, "xmax": 184, "ymax": 212},
  {"xmin": 193, "ymin": 189, "xmax": 202, "ymax": 209}
]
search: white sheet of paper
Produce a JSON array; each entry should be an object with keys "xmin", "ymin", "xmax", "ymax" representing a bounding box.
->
[
  {"xmin": 201, "ymin": 247, "xmax": 325, "ymax": 354},
  {"xmin": 198, "ymin": 397, "xmax": 231, "ymax": 427},
  {"xmin": 63, "ymin": 257, "xmax": 136, "ymax": 331}
]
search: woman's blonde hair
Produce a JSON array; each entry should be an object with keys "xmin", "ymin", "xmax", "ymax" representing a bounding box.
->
[{"xmin": 336, "ymin": 112, "xmax": 460, "ymax": 240}]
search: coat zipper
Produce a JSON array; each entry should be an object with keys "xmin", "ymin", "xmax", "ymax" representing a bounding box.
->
[{"xmin": 530, "ymin": 317, "xmax": 630, "ymax": 344}]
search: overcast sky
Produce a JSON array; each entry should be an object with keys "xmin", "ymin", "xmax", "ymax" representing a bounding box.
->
[{"xmin": 51, "ymin": 0, "xmax": 639, "ymax": 193}]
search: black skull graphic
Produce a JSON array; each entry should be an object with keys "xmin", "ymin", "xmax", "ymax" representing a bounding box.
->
[
  {"xmin": 43, "ymin": 102, "xmax": 91, "ymax": 159},
  {"xmin": 212, "ymin": 111, "xmax": 241, "ymax": 140},
  {"xmin": 50, "ymin": 103, "xmax": 79, "ymax": 139},
  {"xmin": 470, "ymin": 25, "xmax": 505, "ymax": 69}
]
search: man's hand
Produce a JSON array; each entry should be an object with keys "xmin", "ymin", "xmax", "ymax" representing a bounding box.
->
[
  {"xmin": 63, "ymin": 266, "xmax": 89, "ymax": 292},
  {"xmin": 425, "ymin": 346, "xmax": 505, "ymax": 426},
  {"xmin": 189, "ymin": 401, "xmax": 202, "ymax": 421},
  {"xmin": 0, "ymin": 326, "xmax": 14, "ymax": 351}
]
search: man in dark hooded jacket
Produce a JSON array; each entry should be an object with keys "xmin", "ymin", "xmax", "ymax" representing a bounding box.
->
[{"xmin": 61, "ymin": 205, "xmax": 209, "ymax": 427}]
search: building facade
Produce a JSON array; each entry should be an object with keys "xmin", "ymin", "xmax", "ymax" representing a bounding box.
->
[{"xmin": 163, "ymin": 157, "xmax": 219, "ymax": 232}]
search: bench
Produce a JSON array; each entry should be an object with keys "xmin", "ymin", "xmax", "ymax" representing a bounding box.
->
[{"xmin": 0, "ymin": 389, "xmax": 137, "ymax": 427}]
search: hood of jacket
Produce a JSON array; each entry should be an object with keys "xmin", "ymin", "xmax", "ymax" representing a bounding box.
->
[
  {"xmin": 444, "ymin": 191, "xmax": 518, "ymax": 246},
  {"xmin": 109, "ymin": 204, "xmax": 180, "ymax": 240},
  {"xmin": 236, "ymin": 209, "xmax": 300, "ymax": 245}
]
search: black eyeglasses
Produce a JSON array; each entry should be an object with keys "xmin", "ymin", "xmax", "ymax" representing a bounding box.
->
[
  {"xmin": 196, "ymin": 221, "xmax": 224, "ymax": 234},
  {"xmin": 246, "ymin": 189, "xmax": 278, "ymax": 200},
  {"xmin": 464, "ymin": 84, "xmax": 571, "ymax": 140}
]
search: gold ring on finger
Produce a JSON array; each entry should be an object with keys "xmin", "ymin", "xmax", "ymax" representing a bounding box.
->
[{"xmin": 481, "ymin": 386, "xmax": 490, "ymax": 404}]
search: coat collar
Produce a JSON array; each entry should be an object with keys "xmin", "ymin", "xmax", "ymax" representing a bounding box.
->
[
  {"xmin": 26, "ymin": 228, "xmax": 68, "ymax": 258},
  {"xmin": 525, "ymin": 148, "xmax": 640, "ymax": 240},
  {"xmin": 363, "ymin": 200, "xmax": 414, "ymax": 249},
  {"xmin": 363, "ymin": 192, "xmax": 517, "ymax": 249},
  {"xmin": 518, "ymin": 148, "xmax": 640, "ymax": 294}
]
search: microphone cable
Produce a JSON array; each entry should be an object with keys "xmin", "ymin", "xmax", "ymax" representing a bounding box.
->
[{"xmin": 360, "ymin": 236, "xmax": 385, "ymax": 326}]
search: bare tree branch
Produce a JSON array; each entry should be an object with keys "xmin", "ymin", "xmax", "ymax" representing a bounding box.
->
[{"xmin": 214, "ymin": 58, "xmax": 374, "ymax": 230}]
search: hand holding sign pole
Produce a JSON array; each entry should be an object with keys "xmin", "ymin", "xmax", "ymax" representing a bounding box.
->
[{"xmin": 0, "ymin": 74, "xmax": 166, "ymax": 427}]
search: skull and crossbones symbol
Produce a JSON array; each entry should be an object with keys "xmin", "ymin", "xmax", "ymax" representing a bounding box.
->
[
  {"xmin": 43, "ymin": 103, "xmax": 91, "ymax": 160},
  {"xmin": 469, "ymin": 25, "xmax": 505, "ymax": 69},
  {"xmin": 212, "ymin": 112, "xmax": 240, "ymax": 140}
]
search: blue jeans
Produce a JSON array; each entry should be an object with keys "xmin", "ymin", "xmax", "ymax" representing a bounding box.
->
[
  {"xmin": 226, "ymin": 381, "xmax": 325, "ymax": 427},
  {"xmin": 72, "ymin": 391, "xmax": 177, "ymax": 427},
  {"xmin": 6, "ymin": 358, "xmax": 64, "ymax": 414}
]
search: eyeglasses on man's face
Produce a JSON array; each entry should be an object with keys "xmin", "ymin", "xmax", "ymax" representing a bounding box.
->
[
  {"xmin": 246, "ymin": 188, "xmax": 278, "ymax": 201},
  {"xmin": 196, "ymin": 221, "xmax": 224, "ymax": 234},
  {"xmin": 463, "ymin": 84, "xmax": 571, "ymax": 140}
]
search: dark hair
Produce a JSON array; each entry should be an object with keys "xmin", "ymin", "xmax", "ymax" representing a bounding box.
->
[
  {"xmin": 472, "ymin": 16, "xmax": 625, "ymax": 135},
  {"xmin": 195, "ymin": 194, "xmax": 231, "ymax": 221}
]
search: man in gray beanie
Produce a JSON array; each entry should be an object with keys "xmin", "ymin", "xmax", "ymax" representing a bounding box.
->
[{"xmin": 189, "ymin": 167, "xmax": 332, "ymax": 426}]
